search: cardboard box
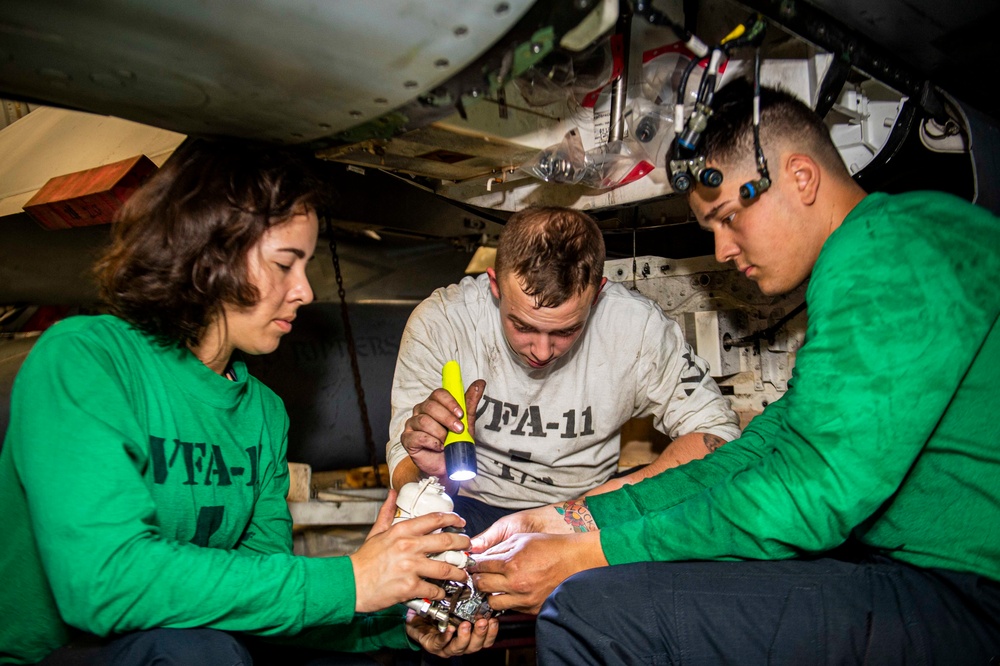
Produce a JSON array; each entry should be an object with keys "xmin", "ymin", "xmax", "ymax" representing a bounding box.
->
[{"xmin": 23, "ymin": 154, "xmax": 158, "ymax": 230}]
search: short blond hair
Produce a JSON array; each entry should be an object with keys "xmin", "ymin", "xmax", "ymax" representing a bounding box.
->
[{"xmin": 494, "ymin": 207, "xmax": 605, "ymax": 307}]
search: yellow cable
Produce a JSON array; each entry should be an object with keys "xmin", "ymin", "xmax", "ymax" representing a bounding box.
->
[{"xmin": 720, "ymin": 24, "xmax": 746, "ymax": 45}]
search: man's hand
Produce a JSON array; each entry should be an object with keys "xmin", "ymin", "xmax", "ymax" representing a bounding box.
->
[
  {"xmin": 470, "ymin": 531, "xmax": 608, "ymax": 614},
  {"xmin": 350, "ymin": 491, "xmax": 472, "ymax": 613},
  {"xmin": 470, "ymin": 499, "xmax": 596, "ymax": 553},
  {"xmin": 400, "ymin": 379, "xmax": 486, "ymax": 479},
  {"xmin": 405, "ymin": 612, "xmax": 499, "ymax": 658}
]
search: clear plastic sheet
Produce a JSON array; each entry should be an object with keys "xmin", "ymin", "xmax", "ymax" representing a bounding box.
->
[
  {"xmin": 580, "ymin": 137, "xmax": 655, "ymax": 189},
  {"xmin": 513, "ymin": 43, "xmax": 615, "ymax": 107},
  {"xmin": 521, "ymin": 129, "xmax": 654, "ymax": 190},
  {"xmin": 640, "ymin": 42, "xmax": 702, "ymax": 107},
  {"xmin": 519, "ymin": 129, "xmax": 589, "ymax": 184},
  {"xmin": 627, "ymin": 96, "xmax": 675, "ymax": 167},
  {"xmin": 516, "ymin": 41, "xmax": 714, "ymax": 190}
]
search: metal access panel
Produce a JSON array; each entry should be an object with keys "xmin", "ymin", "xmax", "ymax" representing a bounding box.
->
[
  {"xmin": 604, "ymin": 255, "xmax": 807, "ymax": 425},
  {"xmin": 0, "ymin": 0, "xmax": 535, "ymax": 143}
]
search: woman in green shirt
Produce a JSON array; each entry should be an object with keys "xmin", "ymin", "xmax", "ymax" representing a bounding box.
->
[{"xmin": 0, "ymin": 138, "xmax": 497, "ymax": 665}]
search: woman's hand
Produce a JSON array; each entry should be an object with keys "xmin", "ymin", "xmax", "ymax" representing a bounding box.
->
[{"xmin": 349, "ymin": 490, "xmax": 471, "ymax": 613}]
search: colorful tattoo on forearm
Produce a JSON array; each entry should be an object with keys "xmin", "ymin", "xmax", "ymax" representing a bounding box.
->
[
  {"xmin": 703, "ymin": 433, "xmax": 725, "ymax": 453},
  {"xmin": 555, "ymin": 499, "xmax": 597, "ymax": 532}
]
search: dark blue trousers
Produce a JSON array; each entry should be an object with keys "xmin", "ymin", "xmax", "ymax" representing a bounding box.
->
[
  {"xmin": 452, "ymin": 495, "xmax": 519, "ymax": 538},
  {"xmin": 536, "ymin": 555, "xmax": 1000, "ymax": 665},
  {"xmin": 36, "ymin": 627, "xmax": 380, "ymax": 665}
]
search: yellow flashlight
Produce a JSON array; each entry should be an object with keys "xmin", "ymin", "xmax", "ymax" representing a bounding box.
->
[{"xmin": 441, "ymin": 360, "xmax": 477, "ymax": 481}]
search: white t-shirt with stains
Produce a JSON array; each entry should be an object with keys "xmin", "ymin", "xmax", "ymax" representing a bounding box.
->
[{"xmin": 386, "ymin": 274, "xmax": 741, "ymax": 509}]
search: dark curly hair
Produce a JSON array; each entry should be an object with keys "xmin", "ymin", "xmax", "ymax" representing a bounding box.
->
[
  {"xmin": 494, "ymin": 206, "xmax": 605, "ymax": 308},
  {"xmin": 95, "ymin": 137, "xmax": 327, "ymax": 348}
]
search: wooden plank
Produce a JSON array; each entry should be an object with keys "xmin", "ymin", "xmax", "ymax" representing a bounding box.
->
[
  {"xmin": 22, "ymin": 154, "xmax": 158, "ymax": 229},
  {"xmin": 345, "ymin": 464, "xmax": 389, "ymax": 488},
  {"xmin": 316, "ymin": 487, "xmax": 389, "ymax": 502},
  {"xmin": 286, "ymin": 462, "xmax": 312, "ymax": 503},
  {"xmin": 288, "ymin": 498, "xmax": 384, "ymax": 526}
]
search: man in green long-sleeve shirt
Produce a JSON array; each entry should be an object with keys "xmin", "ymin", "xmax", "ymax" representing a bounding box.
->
[{"xmin": 469, "ymin": 81, "xmax": 1000, "ymax": 663}]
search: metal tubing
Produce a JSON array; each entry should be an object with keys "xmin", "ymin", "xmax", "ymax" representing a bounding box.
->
[{"xmin": 608, "ymin": 2, "xmax": 632, "ymax": 143}]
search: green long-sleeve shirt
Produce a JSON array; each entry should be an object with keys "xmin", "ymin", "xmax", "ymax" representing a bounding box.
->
[
  {"xmin": 589, "ymin": 191, "xmax": 1000, "ymax": 581},
  {"xmin": 0, "ymin": 315, "xmax": 411, "ymax": 664}
]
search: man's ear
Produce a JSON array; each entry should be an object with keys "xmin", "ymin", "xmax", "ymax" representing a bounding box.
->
[
  {"xmin": 487, "ymin": 267, "xmax": 501, "ymax": 300},
  {"xmin": 787, "ymin": 154, "xmax": 820, "ymax": 206},
  {"xmin": 593, "ymin": 276, "xmax": 608, "ymax": 305}
]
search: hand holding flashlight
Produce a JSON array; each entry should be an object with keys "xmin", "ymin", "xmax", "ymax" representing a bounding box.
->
[{"xmin": 400, "ymin": 366, "xmax": 484, "ymax": 483}]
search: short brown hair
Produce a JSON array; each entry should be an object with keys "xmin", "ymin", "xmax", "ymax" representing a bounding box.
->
[
  {"xmin": 95, "ymin": 137, "xmax": 326, "ymax": 348},
  {"xmin": 701, "ymin": 79, "xmax": 851, "ymax": 180},
  {"xmin": 494, "ymin": 206, "xmax": 605, "ymax": 308}
]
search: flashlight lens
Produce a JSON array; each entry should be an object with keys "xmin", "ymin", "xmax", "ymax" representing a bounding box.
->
[{"xmin": 445, "ymin": 439, "xmax": 477, "ymax": 482}]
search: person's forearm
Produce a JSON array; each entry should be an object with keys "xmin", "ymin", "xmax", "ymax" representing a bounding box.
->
[
  {"xmin": 390, "ymin": 456, "xmax": 421, "ymax": 489},
  {"xmin": 585, "ymin": 431, "xmax": 726, "ymax": 496},
  {"xmin": 391, "ymin": 456, "xmax": 460, "ymax": 496},
  {"xmin": 553, "ymin": 498, "xmax": 599, "ymax": 532}
]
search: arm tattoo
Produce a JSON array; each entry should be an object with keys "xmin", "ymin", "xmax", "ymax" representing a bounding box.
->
[
  {"xmin": 703, "ymin": 433, "xmax": 725, "ymax": 453},
  {"xmin": 555, "ymin": 499, "xmax": 598, "ymax": 532}
]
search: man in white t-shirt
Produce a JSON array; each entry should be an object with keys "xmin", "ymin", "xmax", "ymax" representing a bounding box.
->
[{"xmin": 386, "ymin": 206, "xmax": 740, "ymax": 536}]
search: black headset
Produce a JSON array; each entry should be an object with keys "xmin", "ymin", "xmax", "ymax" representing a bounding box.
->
[
  {"xmin": 670, "ymin": 155, "xmax": 723, "ymax": 192},
  {"xmin": 667, "ymin": 46, "xmax": 724, "ymax": 192},
  {"xmin": 661, "ymin": 14, "xmax": 770, "ymax": 199}
]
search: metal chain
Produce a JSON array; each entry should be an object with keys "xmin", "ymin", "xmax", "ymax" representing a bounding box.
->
[{"xmin": 328, "ymin": 233, "xmax": 382, "ymax": 485}]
